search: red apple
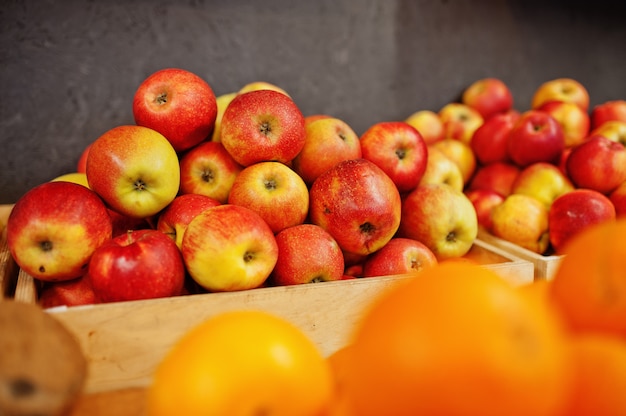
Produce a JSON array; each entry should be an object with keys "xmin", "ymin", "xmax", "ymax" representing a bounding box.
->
[
  {"xmin": 309, "ymin": 158, "xmax": 401, "ymax": 256},
  {"xmin": 399, "ymin": 183, "xmax": 478, "ymax": 260},
  {"xmin": 461, "ymin": 77, "xmax": 514, "ymax": 119},
  {"xmin": 39, "ymin": 274, "xmax": 98, "ymax": 309},
  {"xmin": 360, "ymin": 121, "xmax": 428, "ymax": 193},
  {"xmin": 548, "ymin": 189, "xmax": 616, "ymax": 254},
  {"xmin": 609, "ymin": 181, "xmax": 626, "ymax": 218},
  {"xmin": 566, "ymin": 135, "xmax": 626, "ymax": 195},
  {"xmin": 6, "ymin": 181, "xmax": 112, "ymax": 282},
  {"xmin": 181, "ymin": 204, "xmax": 279, "ymax": 292},
  {"xmin": 591, "ymin": 99, "xmax": 626, "ymax": 130},
  {"xmin": 132, "ymin": 68, "xmax": 218, "ymax": 152},
  {"xmin": 470, "ymin": 110, "xmax": 520, "ymax": 165},
  {"xmin": 467, "ymin": 161, "xmax": 521, "ymax": 197},
  {"xmin": 270, "ymin": 224, "xmax": 344, "ymax": 286},
  {"xmin": 362, "ymin": 237, "xmax": 438, "ymax": 278},
  {"xmin": 404, "ymin": 110, "xmax": 445, "ymax": 144},
  {"xmin": 590, "ymin": 120, "xmax": 626, "ymax": 145},
  {"xmin": 86, "ymin": 125, "xmax": 180, "ymax": 218},
  {"xmin": 89, "ymin": 229, "xmax": 185, "ymax": 302},
  {"xmin": 156, "ymin": 193, "xmax": 222, "ymax": 249},
  {"xmin": 537, "ymin": 100, "xmax": 590, "ymax": 148},
  {"xmin": 108, "ymin": 209, "xmax": 152, "ymax": 239},
  {"xmin": 220, "ymin": 89, "xmax": 306, "ymax": 166},
  {"xmin": 430, "ymin": 138, "xmax": 476, "ymax": 186},
  {"xmin": 228, "ymin": 161, "xmax": 309, "ymax": 234},
  {"xmin": 438, "ymin": 102, "xmax": 484, "ymax": 144},
  {"xmin": 179, "ymin": 140, "xmax": 243, "ymax": 203},
  {"xmin": 507, "ymin": 110, "xmax": 565, "ymax": 167},
  {"xmin": 292, "ymin": 116, "xmax": 362, "ymax": 186},
  {"xmin": 464, "ymin": 188, "xmax": 505, "ymax": 231},
  {"xmin": 531, "ymin": 78, "xmax": 590, "ymax": 112},
  {"xmin": 76, "ymin": 143, "xmax": 92, "ymax": 173}
]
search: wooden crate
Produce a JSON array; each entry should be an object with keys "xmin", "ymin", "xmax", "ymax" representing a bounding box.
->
[{"xmin": 477, "ymin": 228, "xmax": 564, "ymax": 280}]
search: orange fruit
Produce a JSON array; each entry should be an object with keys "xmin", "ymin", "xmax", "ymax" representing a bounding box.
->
[
  {"xmin": 341, "ymin": 262, "xmax": 573, "ymax": 416},
  {"xmin": 561, "ymin": 333, "xmax": 626, "ymax": 416},
  {"xmin": 549, "ymin": 218, "xmax": 626, "ymax": 338},
  {"xmin": 324, "ymin": 344, "xmax": 356, "ymax": 416},
  {"xmin": 145, "ymin": 310, "xmax": 334, "ymax": 416}
]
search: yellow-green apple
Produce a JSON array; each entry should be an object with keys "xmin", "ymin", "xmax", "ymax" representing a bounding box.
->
[
  {"xmin": 181, "ymin": 204, "xmax": 278, "ymax": 292},
  {"xmin": 292, "ymin": 116, "xmax": 361, "ymax": 186},
  {"xmin": 470, "ymin": 110, "xmax": 520, "ymax": 164},
  {"xmin": 531, "ymin": 78, "xmax": 590, "ymax": 112},
  {"xmin": 548, "ymin": 189, "xmax": 616, "ymax": 254},
  {"xmin": 404, "ymin": 109, "xmax": 445, "ymax": 144},
  {"xmin": 269, "ymin": 223, "xmax": 344, "ymax": 286},
  {"xmin": 6, "ymin": 181, "xmax": 112, "ymax": 281},
  {"xmin": 211, "ymin": 91, "xmax": 238, "ymax": 142},
  {"xmin": 228, "ymin": 161, "xmax": 309, "ymax": 234},
  {"xmin": 220, "ymin": 89, "xmax": 306, "ymax": 166},
  {"xmin": 179, "ymin": 140, "xmax": 243, "ymax": 203},
  {"xmin": 359, "ymin": 121, "xmax": 428, "ymax": 193},
  {"xmin": 76, "ymin": 143, "xmax": 91, "ymax": 173},
  {"xmin": 156, "ymin": 193, "xmax": 221, "ymax": 249},
  {"xmin": 490, "ymin": 193, "xmax": 550, "ymax": 254},
  {"xmin": 461, "ymin": 77, "xmax": 514, "ymax": 120},
  {"xmin": 399, "ymin": 183, "xmax": 478, "ymax": 260},
  {"xmin": 238, "ymin": 80, "xmax": 290, "ymax": 97},
  {"xmin": 86, "ymin": 125, "xmax": 180, "ymax": 218},
  {"xmin": 51, "ymin": 172, "xmax": 89, "ymax": 188},
  {"xmin": 438, "ymin": 102, "xmax": 484, "ymax": 144},
  {"xmin": 39, "ymin": 274, "xmax": 97, "ymax": 309},
  {"xmin": 511, "ymin": 162, "xmax": 575, "ymax": 209},
  {"xmin": 537, "ymin": 100, "xmax": 590, "ymax": 148},
  {"xmin": 132, "ymin": 68, "xmax": 218, "ymax": 152},
  {"xmin": 89, "ymin": 229, "xmax": 185, "ymax": 302},
  {"xmin": 419, "ymin": 146, "xmax": 464, "ymax": 192},
  {"xmin": 591, "ymin": 99, "xmax": 626, "ymax": 130},
  {"xmin": 467, "ymin": 161, "xmax": 520, "ymax": 197},
  {"xmin": 507, "ymin": 110, "xmax": 565, "ymax": 167},
  {"xmin": 430, "ymin": 138, "xmax": 476, "ymax": 185},
  {"xmin": 609, "ymin": 181, "xmax": 626, "ymax": 218},
  {"xmin": 464, "ymin": 188, "xmax": 504, "ymax": 232},
  {"xmin": 589, "ymin": 120, "xmax": 626, "ymax": 145},
  {"xmin": 309, "ymin": 158, "xmax": 401, "ymax": 256},
  {"xmin": 362, "ymin": 237, "xmax": 438, "ymax": 278},
  {"xmin": 566, "ymin": 135, "xmax": 626, "ymax": 195}
]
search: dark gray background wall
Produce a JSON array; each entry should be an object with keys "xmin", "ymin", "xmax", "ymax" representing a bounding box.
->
[{"xmin": 1, "ymin": 0, "xmax": 625, "ymax": 204}]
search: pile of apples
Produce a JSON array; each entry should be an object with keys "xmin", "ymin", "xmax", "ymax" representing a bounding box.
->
[{"xmin": 5, "ymin": 69, "xmax": 625, "ymax": 308}]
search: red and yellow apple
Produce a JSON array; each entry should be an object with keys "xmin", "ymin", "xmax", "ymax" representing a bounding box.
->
[
  {"xmin": 419, "ymin": 146, "xmax": 464, "ymax": 192},
  {"xmin": 51, "ymin": 172, "xmax": 89, "ymax": 188},
  {"xmin": 590, "ymin": 120, "xmax": 626, "ymax": 145},
  {"xmin": 362, "ymin": 237, "xmax": 438, "ymax": 278},
  {"xmin": 507, "ymin": 110, "xmax": 565, "ymax": 167},
  {"xmin": 566, "ymin": 135, "xmax": 626, "ymax": 195},
  {"xmin": 430, "ymin": 138, "xmax": 476, "ymax": 185},
  {"xmin": 461, "ymin": 77, "xmax": 514, "ymax": 120},
  {"xmin": 531, "ymin": 78, "xmax": 590, "ymax": 112},
  {"xmin": 404, "ymin": 109, "xmax": 445, "ymax": 144},
  {"xmin": 438, "ymin": 102, "xmax": 484, "ymax": 144},
  {"xmin": 464, "ymin": 188, "xmax": 505, "ymax": 232},
  {"xmin": 76, "ymin": 143, "xmax": 92, "ymax": 173},
  {"xmin": 511, "ymin": 162, "xmax": 575, "ymax": 209},
  {"xmin": 591, "ymin": 99, "xmax": 626, "ymax": 130},
  {"xmin": 39, "ymin": 274, "xmax": 98, "ymax": 309},
  {"xmin": 537, "ymin": 100, "xmax": 590, "ymax": 148}
]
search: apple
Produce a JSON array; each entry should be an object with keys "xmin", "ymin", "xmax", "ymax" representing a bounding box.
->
[
  {"xmin": 430, "ymin": 138, "xmax": 476, "ymax": 185},
  {"xmin": 548, "ymin": 189, "xmax": 616, "ymax": 254},
  {"xmin": 156, "ymin": 193, "xmax": 222, "ymax": 249},
  {"xmin": 399, "ymin": 183, "xmax": 478, "ymax": 260},
  {"xmin": 589, "ymin": 120, "xmax": 626, "ymax": 145},
  {"xmin": 511, "ymin": 162, "xmax": 575, "ymax": 209},
  {"xmin": 89, "ymin": 229, "xmax": 185, "ymax": 302},
  {"xmin": 461, "ymin": 77, "xmax": 514, "ymax": 119},
  {"xmin": 537, "ymin": 100, "xmax": 590, "ymax": 148},
  {"xmin": 76, "ymin": 143, "xmax": 91, "ymax": 173},
  {"xmin": 238, "ymin": 80, "xmax": 290, "ymax": 96},
  {"xmin": 438, "ymin": 102, "xmax": 484, "ymax": 144},
  {"xmin": 490, "ymin": 193, "xmax": 550, "ymax": 254},
  {"xmin": 108, "ymin": 209, "xmax": 152, "ymax": 239},
  {"xmin": 228, "ymin": 161, "xmax": 309, "ymax": 234},
  {"xmin": 220, "ymin": 89, "xmax": 306, "ymax": 166},
  {"xmin": 566, "ymin": 135, "xmax": 626, "ymax": 195},
  {"xmin": 309, "ymin": 158, "xmax": 401, "ymax": 256},
  {"xmin": 292, "ymin": 116, "xmax": 362, "ymax": 186},
  {"xmin": 359, "ymin": 121, "xmax": 428, "ymax": 193},
  {"xmin": 6, "ymin": 181, "xmax": 112, "ymax": 281},
  {"xmin": 181, "ymin": 204, "xmax": 279, "ymax": 292},
  {"xmin": 591, "ymin": 99, "xmax": 626, "ymax": 130},
  {"xmin": 507, "ymin": 110, "xmax": 565, "ymax": 167},
  {"xmin": 464, "ymin": 188, "xmax": 505, "ymax": 232},
  {"xmin": 609, "ymin": 181, "xmax": 626, "ymax": 218},
  {"xmin": 86, "ymin": 125, "xmax": 180, "ymax": 218},
  {"xmin": 39, "ymin": 274, "xmax": 98, "ymax": 309},
  {"xmin": 404, "ymin": 109, "xmax": 445, "ymax": 144},
  {"xmin": 304, "ymin": 114, "xmax": 332, "ymax": 126},
  {"xmin": 211, "ymin": 91, "xmax": 238, "ymax": 142},
  {"xmin": 179, "ymin": 140, "xmax": 243, "ymax": 203},
  {"xmin": 270, "ymin": 224, "xmax": 344, "ymax": 286},
  {"xmin": 362, "ymin": 237, "xmax": 438, "ymax": 278},
  {"xmin": 132, "ymin": 68, "xmax": 217, "ymax": 152},
  {"xmin": 470, "ymin": 110, "xmax": 520, "ymax": 165},
  {"xmin": 467, "ymin": 161, "xmax": 520, "ymax": 197},
  {"xmin": 419, "ymin": 146, "xmax": 464, "ymax": 192},
  {"xmin": 531, "ymin": 78, "xmax": 590, "ymax": 112},
  {"xmin": 51, "ymin": 172, "xmax": 90, "ymax": 188}
]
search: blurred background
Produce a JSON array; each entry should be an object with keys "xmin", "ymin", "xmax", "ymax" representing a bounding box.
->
[{"xmin": 1, "ymin": 0, "xmax": 625, "ymax": 204}]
